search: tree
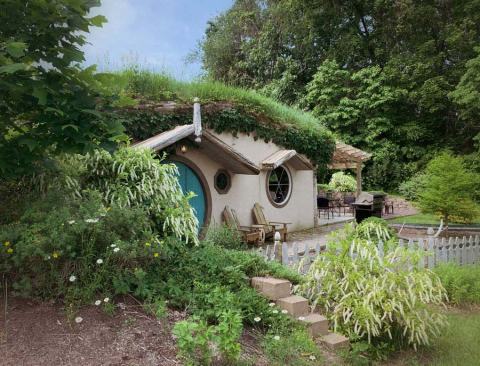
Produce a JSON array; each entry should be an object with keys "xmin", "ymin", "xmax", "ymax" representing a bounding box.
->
[
  {"xmin": 0, "ymin": 0, "xmax": 125, "ymax": 177},
  {"xmin": 200, "ymin": 0, "xmax": 480, "ymax": 189},
  {"xmin": 418, "ymin": 153, "xmax": 479, "ymax": 227}
]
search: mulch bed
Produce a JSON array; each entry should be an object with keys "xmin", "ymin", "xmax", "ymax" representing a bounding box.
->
[{"xmin": 0, "ymin": 296, "xmax": 271, "ymax": 366}]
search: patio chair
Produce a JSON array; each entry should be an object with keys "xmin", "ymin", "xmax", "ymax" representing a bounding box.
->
[
  {"xmin": 252, "ymin": 202, "xmax": 289, "ymax": 241},
  {"xmin": 317, "ymin": 196, "xmax": 332, "ymax": 219},
  {"xmin": 222, "ymin": 206, "xmax": 265, "ymax": 245}
]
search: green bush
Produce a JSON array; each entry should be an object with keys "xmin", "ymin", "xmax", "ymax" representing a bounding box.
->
[
  {"xmin": 328, "ymin": 171, "xmax": 357, "ymax": 192},
  {"xmin": 173, "ymin": 310, "xmax": 243, "ymax": 366},
  {"xmin": 0, "ymin": 190, "xmax": 166, "ymax": 306},
  {"xmin": 65, "ymin": 147, "xmax": 198, "ymax": 244},
  {"xmin": 299, "ymin": 220, "xmax": 448, "ymax": 353},
  {"xmin": 434, "ymin": 263, "xmax": 480, "ymax": 305},
  {"xmin": 398, "ymin": 173, "xmax": 427, "ymax": 201},
  {"xmin": 204, "ymin": 224, "xmax": 246, "ymax": 250},
  {"xmin": 262, "ymin": 328, "xmax": 323, "ymax": 366}
]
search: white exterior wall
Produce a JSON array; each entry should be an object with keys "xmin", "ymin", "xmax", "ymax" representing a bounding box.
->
[{"xmin": 177, "ymin": 130, "xmax": 316, "ymax": 232}]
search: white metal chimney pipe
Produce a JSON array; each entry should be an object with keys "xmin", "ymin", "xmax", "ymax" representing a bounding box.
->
[{"xmin": 193, "ymin": 97, "xmax": 202, "ymax": 143}]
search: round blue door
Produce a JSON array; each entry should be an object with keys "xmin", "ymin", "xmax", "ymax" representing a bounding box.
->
[{"xmin": 172, "ymin": 161, "xmax": 206, "ymax": 229}]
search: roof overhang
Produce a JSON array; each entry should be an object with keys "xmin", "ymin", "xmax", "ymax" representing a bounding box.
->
[
  {"xmin": 328, "ymin": 141, "xmax": 372, "ymax": 169},
  {"xmin": 133, "ymin": 125, "xmax": 260, "ymax": 175},
  {"xmin": 262, "ymin": 149, "xmax": 313, "ymax": 170}
]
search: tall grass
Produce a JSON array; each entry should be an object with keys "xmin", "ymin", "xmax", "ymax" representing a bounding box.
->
[{"xmin": 114, "ymin": 68, "xmax": 333, "ymax": 137}]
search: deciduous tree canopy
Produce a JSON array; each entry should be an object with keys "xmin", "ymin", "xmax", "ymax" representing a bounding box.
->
[{"xmin": 200, "ymin": 0, "xmax": 480, "ymax": 189}]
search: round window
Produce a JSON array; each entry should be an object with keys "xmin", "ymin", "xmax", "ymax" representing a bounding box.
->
[
  {"xmin": 267, "ymin": 165, "xmax": 291, "ymax": 206},
  {"xmin": 214, "ymin": 169, "xmax": 231, "ymax": 194}
]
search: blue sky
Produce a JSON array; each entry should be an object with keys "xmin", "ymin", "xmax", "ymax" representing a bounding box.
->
[{"xmin": 83, "ymin": 0, "xmax": 233, "ymax": 80}]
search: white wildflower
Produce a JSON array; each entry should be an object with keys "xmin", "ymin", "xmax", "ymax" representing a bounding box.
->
[
  {"xmin": 273, "ymin": 335, "xmax": 280, "ymax": 341},
  {"xmin": 309, "ymin": 355, "xmax": 316, "ymax": 361},
  {"xmin": 110, "ymin": 244, "xmax": 117, "ymax": 248},
  {"xmin": 68, "ymin": 220, "xmax": 75, "ymax": 225},
  {"xmin": 85, "ymin": 218, "xmax": 99, "ymax": 223},
  {"xmin": 94, "ymin": 300, "xmax": 101, "ymax": 306},
  {"xmin": 269, "ymin": 302, "xmax": 275, "ymax": 307},
  {"xmin": 69, "ymin": 275, "xmax": 76, "ymax": 283},
  {"xmin": 104, "ymin": 297, "xmax": 109, "ymax": 303},
  {"xmin": 281, "ymin": 309, "xmax": 288, "ymax": 314},
  {"xmin": 253, "ymin": 317, "xmax": 261, "ymax": 322},
  {"xmin": 272, "ymin": 310, "xmax": 278, "ymax": 314},
  {"xmin": 96, "ymin": 258, "xmax": 103, "ymax": 264},
  {"xmin": 75, "ymin": 316, "xmax": 83, "ymax": 324},
  {"xmin": 113, "ymin": 247, "xmax": 120, "ymax": 253}
]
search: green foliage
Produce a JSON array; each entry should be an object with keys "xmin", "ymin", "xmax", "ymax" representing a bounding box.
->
[
  {"xmin": 0, "ymin": 0, "xmax": 126, "ymax": 176},
  {"xmin": 328, "ymin": 171, "xmax": 357, "ymax": 193},
  {"xmin": 205, "ymin": 224, "xmax": 245, "ymax": 250},
  {"xmin": 398, "ymin": 173, "xmax": 428, "ymax": 201},
  {"xmin": 417, "ymin": 153, "xmax": 480, "ymax": 226},
  {"xmin": 300, "ymin": 220, "xmax": 448, "ymax": 351},
  {"xmin": 0, "ymin": 190, "xmax": 163, "ymax": 305},
  {"xmin": 200, "ymin": 0, "xmax": 480, "ymax": 190},
  {"xmin": 434, "ymin": 263, "xmax": 480, "ymax": 305},
  {"xmin": 67, "ymin": 148, "xmax": 198, "ymax": 244},
  {"xmin": 115, "ymin": 69, "xmax": 335, "ymax": 173},
  {"xmin": 173, "ymin": 310, "xmax": 243, "ymax": 365},
  {"xmin": 262, "ymin": 328, "xmax": 323, "ymax": 366}
]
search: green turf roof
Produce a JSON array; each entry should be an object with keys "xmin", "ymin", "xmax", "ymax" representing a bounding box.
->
[{"xmin": 114, "ymin": 69, "xmax": 336, "ymax": 169}]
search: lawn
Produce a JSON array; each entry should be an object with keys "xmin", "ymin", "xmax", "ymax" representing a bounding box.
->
[
  {"xmin": 387, "ymin": 309, "xmax": 480, "ymax": 366},
  {"xmin": 388, "ymin": 213, "xmax": 480, "ymax": 226}
]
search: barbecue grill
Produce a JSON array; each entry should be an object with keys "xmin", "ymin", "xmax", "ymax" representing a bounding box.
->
[{"xmin": 351, "ymin": 192, "xmax": 386, "ymax": 223}]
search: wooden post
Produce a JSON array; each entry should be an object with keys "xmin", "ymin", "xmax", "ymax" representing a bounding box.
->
[{"xmin": 356, "ymin": 162, "xmax": 362, "ymax": 197}]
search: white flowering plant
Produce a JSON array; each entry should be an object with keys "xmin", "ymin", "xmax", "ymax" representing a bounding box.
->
[{"xmin": 299, "ymin": 219, "xmax": 448, "ymax": 351}]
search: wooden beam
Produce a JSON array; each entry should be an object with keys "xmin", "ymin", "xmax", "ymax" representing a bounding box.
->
[{"xmin": 356, "ymin": 162, "xmax": 362, "ymax": 197}]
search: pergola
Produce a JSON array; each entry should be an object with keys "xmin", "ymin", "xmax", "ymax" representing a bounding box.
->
[{"xmin": 328, "ymin": 142, "xmax": 372, "ymax": 197}]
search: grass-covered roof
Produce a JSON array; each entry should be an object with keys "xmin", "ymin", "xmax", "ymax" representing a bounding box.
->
[{"xmin": 113, "ymin": 70, "xmax": 335, "ymax": 170}]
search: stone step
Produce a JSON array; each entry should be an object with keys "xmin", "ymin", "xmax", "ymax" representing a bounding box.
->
[
  {"xmin": 299, "ymin": 313, "xmax": 329, "ymax": 337},
  {"xmin": 319, "ymin": 332, "xmax": 350, "ymax": 350},
  {"xmin": 251, "ymin": 277, "xmax": 291, "ymax": 300},
  {"xmin": 276, "ymin": 295, "xmax": 309, "ymax": 317}
]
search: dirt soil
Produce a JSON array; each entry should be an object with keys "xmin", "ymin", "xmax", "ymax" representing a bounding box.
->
[
  {"xmin": 0, "ymin": 296, "xmax": 186, "ymax": 366},
  {"xmin": 0, "ymin": 296, "xmax": 273, "ymax": 366}
]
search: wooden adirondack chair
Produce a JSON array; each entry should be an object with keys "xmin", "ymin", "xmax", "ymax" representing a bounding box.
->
[
  {"xmin": 252, "ymin": 202, "xmax": 289, "ymax": 241},
  {"xmin": 222, "ymin": 206, "xmax": 265, "ymax": 245}
]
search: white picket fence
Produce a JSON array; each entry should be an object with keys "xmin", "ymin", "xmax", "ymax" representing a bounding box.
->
[{"xmin": 258, "ymin": 235, "xmax": 480, "ymax": 273}]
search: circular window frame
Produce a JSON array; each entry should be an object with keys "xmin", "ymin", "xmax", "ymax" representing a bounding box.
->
[
  {"xmin": 265, "ymin": 165, "xmax": 292, "ymax": 208},
  {"xmin": 214, "ymin": 169, "xmax": 232, "ymax": 194}
]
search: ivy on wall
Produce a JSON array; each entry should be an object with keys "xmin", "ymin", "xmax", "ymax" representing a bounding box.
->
[{"xmin": 118, "ymin": 103, "xmax": 335, "ymax": 176}]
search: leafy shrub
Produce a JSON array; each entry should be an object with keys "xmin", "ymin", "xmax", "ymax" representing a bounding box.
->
[
  {"xmin": 173, "ymin": 310, "xmax": 243, "ymax": 365},
  {"xmin": 204, "ymin": 224, "xmax": 245, "ymax": 250},
  {"xmin": 0, "ymin": 190, "xmax": 166, "ymax": 305},
  {"xmin": 434, "ymin": 263, "xmax": 480, "ymax": 305},
  {"xmin": 65, "ymin": 147, "xmax": 198, "ymax": 244},
  {"xmin": 328, "ymin": 171, "xmax": 357, "ymax": 192},
  {"xmin": 262, "ymin": 328, "xmax": 322, "ymax": 366},
  {"xmin": 299, "ymin": 220, "xmax": 448, "ymax": 351},
  {"xmin": 398, "ymin": 173, "xmax": 427, "ymax": 201}
]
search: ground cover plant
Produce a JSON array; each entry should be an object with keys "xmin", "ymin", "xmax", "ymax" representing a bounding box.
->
[
  {"xmin": 299, "ymin": 218, "xmax": 448, "ymax": 358},
  {"xmin": 434, "ymin": 263, "xmax": 480, "ymax": 305}
]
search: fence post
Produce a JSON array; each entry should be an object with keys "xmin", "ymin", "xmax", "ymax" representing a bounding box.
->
[{"xmin": 274, "ymin": 231, "xmax": 282, "ymax": 263}]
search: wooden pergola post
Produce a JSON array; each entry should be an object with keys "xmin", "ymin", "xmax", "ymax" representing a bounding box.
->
[{"xmin": 356, "ymin": 162, "xmax": 362, "ymax": 197}]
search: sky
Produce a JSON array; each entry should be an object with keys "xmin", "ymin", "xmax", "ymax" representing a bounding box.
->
[{"xmin": 83, "ymin": 0, "xmax": 233, "ymax": 80}]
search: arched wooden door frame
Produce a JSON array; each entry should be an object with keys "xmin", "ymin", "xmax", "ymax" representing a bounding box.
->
[{"xmin": 168, "ymin": 155, "xmax": 212, "ymax": 236}]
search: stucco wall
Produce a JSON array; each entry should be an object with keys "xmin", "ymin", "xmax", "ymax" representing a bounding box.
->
[{"xmin": 174, "ymin": 130, "xmax": 316, "ymax": 232}]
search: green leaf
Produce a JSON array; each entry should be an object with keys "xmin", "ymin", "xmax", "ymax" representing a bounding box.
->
[
  {"xmin": 6, "ymin": 41, "xmax": 27, "ymax": 58},
  {"xmin": 89, "ymin": 15, "xmax": 107, "ymax": 27},
  {"xmin": 61, "ymin": 124, "xmax": 79, "ymax": 131},
  {"xmin": 0, "ymin": 63, "xmax": 28, "ymax": 74},
  {"xmin": 32, "ymin": 87, "xmax": 47, "ymax": 105}
]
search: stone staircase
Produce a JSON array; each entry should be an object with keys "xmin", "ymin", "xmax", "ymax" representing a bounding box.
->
[{"xmin": 251, "ymin": 277, "xmax": 349, "ymax": 350}]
